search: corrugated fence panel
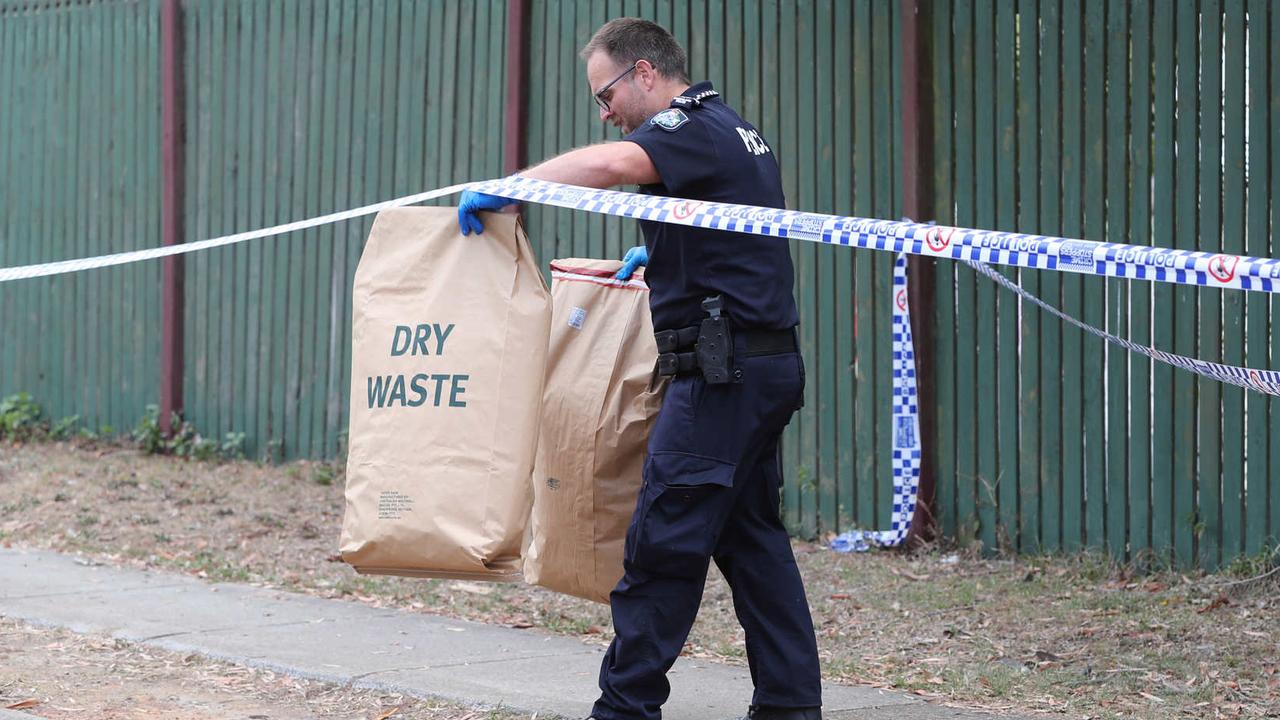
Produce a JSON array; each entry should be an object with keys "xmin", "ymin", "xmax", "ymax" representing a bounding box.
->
[
  {"xmin": 180, "ymin": 0, "xmax": 508, "ymax": 460},
  {"xmin": 0, "ymin": 0, "xmax": 161, "ymax": 437},
  {"xmin": 932, "ymin": 0, "xmax": 1279, "ymax": 567},
  {"xmin": 525, "ymin": 0, "xmax": 902, "ymax": 540}
]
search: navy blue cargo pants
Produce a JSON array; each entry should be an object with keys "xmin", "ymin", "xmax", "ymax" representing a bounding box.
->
[{"xmin": 590, "ymin": 341, "xmax": 823, "ymax": 720}]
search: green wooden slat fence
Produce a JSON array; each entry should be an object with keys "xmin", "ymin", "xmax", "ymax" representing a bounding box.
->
[
  {"xmin": 1, "ymin": 0, "xmax": 1278, "ymax": 569},
  {"xmin": 930, "ymin": 0, "xmax": 1280, "ymax": 568},
  {"xmin": 0, "ymin": 0, "xmax": 161, "ymax": 438},
  {"xmin": 178, "ymin": 0, "xmax": 509, "ymax": 460}
]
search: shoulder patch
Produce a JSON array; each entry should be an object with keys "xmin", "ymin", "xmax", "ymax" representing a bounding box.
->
[{"xmin": 649, "ymin": 108, "xmax": 690, "ymax": 132}]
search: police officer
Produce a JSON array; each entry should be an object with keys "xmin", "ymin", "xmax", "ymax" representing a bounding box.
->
[{"xmin": 458, "ymin": 18, "xmax": 822, "ymax": 720}]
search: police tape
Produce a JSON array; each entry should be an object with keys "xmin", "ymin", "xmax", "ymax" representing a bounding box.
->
[
  {"xmin": 831, "ymin": 252, "xmax": 921, "ymax": 553},
  {"xmin": 5, "ymin": 174, "xmax": 1280, "ymax": 294},
  {"xmin": 3, "ymin": 175, "xmax": 1279, "ymax": 397},
  {"xmin": 479, "ymin": 177, "xmax": 1280, "ymax": 398},
  {"xmin": 474, "ymin": 176, "xmax": 1280, "ymax": 294},
  {"xmin": 0, "ymin": 181, "xmax": 475, "ymax": 283},
  {"xmin": 967, "ymin": 260, "xmax": 1280, "ymax": 397}
]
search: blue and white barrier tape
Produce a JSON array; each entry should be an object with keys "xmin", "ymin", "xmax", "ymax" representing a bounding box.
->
[
  {"xmin": 831, "ymin": 253, "xmax": 921, "ymax": 553},
  {"xmin": 5, "ymin": 174, "xmax": 1280, "ymax": 295},
  {"xmin": 474, "ymin": 176, "xmax": 1280, "ymax": 294},
  {"xmin": 478, "ymin": 177, "xmax": 1280, "ymax": 398},
  {"xmin": 3, "ymin": 175, "xmax": 1278, "ymax": 397}
]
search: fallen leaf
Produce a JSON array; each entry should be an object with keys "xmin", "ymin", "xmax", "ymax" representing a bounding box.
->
[
  {"xmin": 1198, "ymin": 594, "xmax": 1231, "ymax": 613},
  {"xmin": 5, "ymin": 699, "xmax": 41, "ymax": 710},
  {"xmin": 450, "ymin": 581, "xmax": 493, "ymax": 596},
  {"xmin": 373, "ymin": 707, "xmax": 400, "ymax": 720},
  {"xmin": 509, "ymin": 621, "xmax": 534, "ymax": 629},
  {"xmin": 829, "ymin": 593, "xmax": 850, "ymax": 600},
  {"xmin": 1143, "ymin": 582, "xmax": 1166, "ymax": 592}
]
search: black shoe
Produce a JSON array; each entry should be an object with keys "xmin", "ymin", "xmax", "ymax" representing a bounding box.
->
[{"xmin": 745, "ymin": 705, "xmax": 822, "ymax": 720}]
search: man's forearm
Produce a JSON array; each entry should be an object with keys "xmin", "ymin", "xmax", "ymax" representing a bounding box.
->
[{"xmin": 519, "ymin": 142, "xmax": 658, "ymax": 188}]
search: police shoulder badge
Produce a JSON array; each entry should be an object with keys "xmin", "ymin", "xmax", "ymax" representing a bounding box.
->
[{"xmin": 650, "ymin": 108, "xmax": 690, "ymax": 132}]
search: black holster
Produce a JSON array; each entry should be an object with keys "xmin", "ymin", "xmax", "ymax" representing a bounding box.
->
[
  {"xmin": 695, "ymin": 296, "xmax": 733, "ymax": 384},
  {"xmin": 655, "ymin": 295, "xmax": 736, "ymax": 385}
]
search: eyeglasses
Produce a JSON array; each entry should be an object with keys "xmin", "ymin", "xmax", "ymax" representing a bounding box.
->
[{"xmin": 592, "ymin": 62, "xmax": 639, "ymax": 113}]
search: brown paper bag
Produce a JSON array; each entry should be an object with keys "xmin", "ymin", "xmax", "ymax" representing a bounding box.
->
[
  {"xmin": 340, "ymin": 207, "xmax": 550, "ymax": 580},
  {"xmin": 524, "ymin": 258, "xmax": 666, "ymax": 603}
]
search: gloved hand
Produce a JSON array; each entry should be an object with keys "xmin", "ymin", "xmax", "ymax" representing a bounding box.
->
[
  {"xmin": 457, "ymin": 190, "xmax": 514, "ymax": 236},
  {"xmin": 616, "ymin": 245, "xmax": 649, "ymax": 280}
]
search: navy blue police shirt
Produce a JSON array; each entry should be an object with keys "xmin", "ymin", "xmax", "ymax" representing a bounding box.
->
[{"xmin": 623, "ymin": 81, "xmax": 799, "ymax": 333}]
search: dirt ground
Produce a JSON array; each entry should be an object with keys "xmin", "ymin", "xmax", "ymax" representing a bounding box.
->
[
  {"xmin": 1, "ymin": 441, "xmax": 1278, "ymax": 719},
  {"xmin": 0, "ymin": 617, "xmax": 536, "ymax": 720}
]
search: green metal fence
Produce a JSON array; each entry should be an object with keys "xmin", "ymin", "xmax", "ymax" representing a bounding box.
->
[{"xmin": 1, "ymin": 0, "xmax": 1277, "ymax": 568}]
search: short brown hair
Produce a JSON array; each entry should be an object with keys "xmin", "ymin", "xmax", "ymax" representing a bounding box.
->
[{"xmin": 580, "ymin": 18, "xmax": 689, "ymax": 83}]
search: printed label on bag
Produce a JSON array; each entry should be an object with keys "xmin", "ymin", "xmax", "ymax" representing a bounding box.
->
[{"xmin": 377, "ymin": 490, "xmax": 415, "ymax": 520}]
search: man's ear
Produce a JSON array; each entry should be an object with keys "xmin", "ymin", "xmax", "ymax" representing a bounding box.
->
[{"xmin": 635, "ymin": 59, "xmax": 657, "ymax": 89}]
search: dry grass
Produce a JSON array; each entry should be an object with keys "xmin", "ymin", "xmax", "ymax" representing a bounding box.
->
[{"xmin": 1, "ymin": 441, "xmax": 1278, "ymax": 719}]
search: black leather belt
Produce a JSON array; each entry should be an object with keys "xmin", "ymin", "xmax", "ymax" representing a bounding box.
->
[{"xmin": 740, "ymin": 327, "xmax": 800, "ymax": 356}]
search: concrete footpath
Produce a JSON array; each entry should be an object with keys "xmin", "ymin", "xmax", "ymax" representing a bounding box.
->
[{"xmin": 0, "ymin": 548, "xmax": 1023, "ymax": 719}]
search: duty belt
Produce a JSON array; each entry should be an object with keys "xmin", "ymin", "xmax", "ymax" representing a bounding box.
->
[{"xmin": 655, "ymin": 325, "xmax": 798, "ymax": 380}]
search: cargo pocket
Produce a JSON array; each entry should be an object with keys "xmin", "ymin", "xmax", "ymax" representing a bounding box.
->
[{"xmin": 632, "ymin": 452, "xmax": 736, "ymax": 578}]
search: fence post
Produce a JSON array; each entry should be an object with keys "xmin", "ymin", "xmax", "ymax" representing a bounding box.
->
[
  {"xmin": 160, "ymin": 0, "xmax": 185, "ymax": 435},
  {"xmin": 504, "ymin": 0, "xmax": 530, "ymax": 176},
  {"xmin": 901, "ymin": 0, "xmax": 939, "ymax": 547}
]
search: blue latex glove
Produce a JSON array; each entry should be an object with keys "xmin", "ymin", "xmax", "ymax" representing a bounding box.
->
[
  {"xmin": 616, "ymin": 245, "xmax": 649, "ymax": 280},
  {"xmin": 457, "ymin": 190, "xmax": 514, "ymax": 236}
]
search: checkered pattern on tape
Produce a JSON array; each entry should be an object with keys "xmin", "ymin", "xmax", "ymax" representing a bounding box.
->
[
  {"xmin": 828, "ymin": 254, "xmax": 922, "ymax": 553},
  {"xmin": 9, "ymin": 175, "xmax": 1280, "ymax": 292},
  {"xmin": 480, "ymin": 177, "xmax": 1280, "ymax": 391},
  {"xmin": 475, "ymin": 177, "xmax": 1280, "ymax": 294}
]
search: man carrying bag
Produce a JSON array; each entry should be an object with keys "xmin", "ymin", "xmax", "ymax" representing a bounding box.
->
[{"xmin": 459, "ymin": 18, "xmax": 822, "ymax": 720}]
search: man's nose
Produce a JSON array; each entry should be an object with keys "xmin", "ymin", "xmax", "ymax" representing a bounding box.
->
[{"xmin": 599, "ymin": 106, "xmax": 614, "ymax": 122}]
